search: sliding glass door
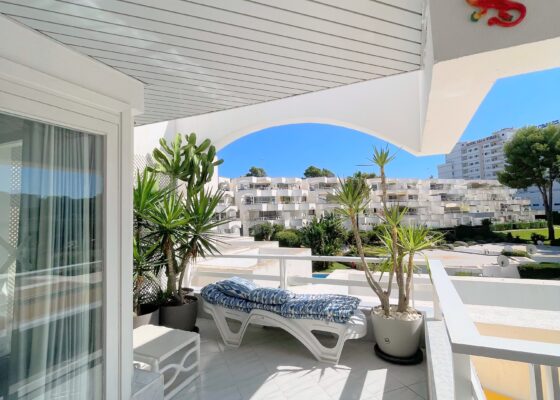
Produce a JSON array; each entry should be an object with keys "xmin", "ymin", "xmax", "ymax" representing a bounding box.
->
[{"xmin": 0, "ymin": 112, "xmax": 104, "ymax": 399}]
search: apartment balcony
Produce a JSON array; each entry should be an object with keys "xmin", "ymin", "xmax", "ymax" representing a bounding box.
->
[
  {"xmin": 243, "ymin": 203, "xmax": 279, "ymax": 212},
  {"xmin": 239, "ymin": 189, "xmax": 308, "ymax": 197},
  {"xmin": 173, "ymin": 254, "xmax": 560, "ymax": 400},
  {"xmin": 276, "ymin": 203, "xmax": 316, "ymax": 211}
]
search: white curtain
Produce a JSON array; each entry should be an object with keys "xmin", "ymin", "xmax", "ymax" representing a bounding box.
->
[{"xmin": 0, "ymin": 113, "xmax": 104, "ymax": 400}]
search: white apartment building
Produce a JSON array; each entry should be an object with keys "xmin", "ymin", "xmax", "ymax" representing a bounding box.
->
[
  {"xmin": 437, "ymin": 128, "xmax": 516, "ymax": 180},
  {"xmin": 222, "ymin": 177, "xmax": 315, "ymax": 235},
  {"xmin": 216, "ymin": 176, "xmax": 534, "ymax": 234}
]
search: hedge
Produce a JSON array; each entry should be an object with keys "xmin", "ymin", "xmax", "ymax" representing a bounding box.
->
[
  {"xmin": 501, "ymin": 250, "xmax": 529, "ymax": 258},
  {"xmin": 518, "ymin": 262, "xmax": 560, "ymax": 280},
  {"xmin": 274, "ymin": 230, "xmax": 301, "ymax": 248},
  {"xmin": 492, "ymin": 221, "xmax": 548, "ymax": 231}
]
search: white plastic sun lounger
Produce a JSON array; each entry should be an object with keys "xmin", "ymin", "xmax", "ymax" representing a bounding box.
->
[{"xmin": 202, "ymin": 300, "xmax": 367, "ymax": 364}]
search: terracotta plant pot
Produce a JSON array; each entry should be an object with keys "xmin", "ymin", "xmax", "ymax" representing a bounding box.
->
[
  {"xmin": 371, "ymin": 308, "xmax": 423, "ymax": 359},
  {"xmin": 159, "ymin": 295, "xmax": 198, "ymax": 331},
  {"xmin": 133, "ymin": 304, "xmax": 160, "ymax": 329}
]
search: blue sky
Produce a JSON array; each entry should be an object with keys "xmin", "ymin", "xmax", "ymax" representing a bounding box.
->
[{"xmin": 218, "ymin": 68, "xmax": 560, "ymax": 179}]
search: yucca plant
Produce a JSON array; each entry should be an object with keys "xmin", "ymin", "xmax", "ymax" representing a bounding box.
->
[
  {"xmin": 336, "ymin": 147, "xmax": 442, "ymax": 317},
  {"xmin": 135, "ymin": 133, "xmax": 230, "ymax": 306}
]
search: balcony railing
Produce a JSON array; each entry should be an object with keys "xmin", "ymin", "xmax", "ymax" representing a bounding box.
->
[{"xmin": 430, "ymin": 260, "xmax": 560, "ymax": 400}]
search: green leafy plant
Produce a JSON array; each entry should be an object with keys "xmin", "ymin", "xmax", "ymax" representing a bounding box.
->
[
  {"xmin": 335, "ymin": 147, "xmax": 442, "ymax": 316},
  {"xmin": 250, "ymin": 223, "xmax": 283, "ymax": 241},
  {"xmin": 134, "ymin": 133, "xmax": 229, "ymax": 305},
  {"xmin": 501, "ymin": 249, "xmax": 529, "ymax": 258},
  {"xmin": 148, "ymin": 133, "xmax": 223, "ymax": 190},
  {"xmin": 274, "ymin": 230, "xmax": 301, "ymax": 248},
  {"xmin": 530, "ymin": 232, "xmax": 546, "ymax": 244},
  {"xmin": 518, "ymin": 262, "xmax": 560, "ymax": 279},
  {"xmin": 299, "ymin": 213, "xmax": 345, "ymax": 270}
]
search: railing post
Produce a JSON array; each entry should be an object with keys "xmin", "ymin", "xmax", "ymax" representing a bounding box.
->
[
  {"xmin": 529, "ymin": 364, "xmax": 544, "ymax": 400},
  {"xmin": 543, "ymin": 365, "xmax": 559, "ymax": 400},
  {"xmin": 453, "ymin": 353, "xmax": 472, "ymax": 400},
  {"xmin": 279, "ymin": 258, "xmax": 287, "ymax": 289}
]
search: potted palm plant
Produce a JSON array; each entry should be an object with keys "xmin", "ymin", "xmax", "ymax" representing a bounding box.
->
[
  {"xmin": 335, "ymin": 147, "xmax": 442, "ymax": 362},
  {"xmin": 138, "ymin": 133, "xmax": 228, "ymax": 331}
]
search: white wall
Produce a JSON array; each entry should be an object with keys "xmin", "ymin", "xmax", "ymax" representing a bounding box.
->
[{"xmin": 451, "ymin": 276, "xmax": 560, "ymax": 312}]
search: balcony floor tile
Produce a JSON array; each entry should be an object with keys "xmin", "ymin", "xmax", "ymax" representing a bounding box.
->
[{"xmin": 171, "ymin": 317, "xmax": 427, "ymax": 400}]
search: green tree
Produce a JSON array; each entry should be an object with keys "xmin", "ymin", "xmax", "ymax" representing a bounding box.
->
[
  {"xmin": 274, "ymin": 230, "xmax": 301, "ymax": 248},
  {"xmin": 498, "ymin": 125, "xmax": 560, "ymax": 240},
  {"xmin": 250, "ymin": 223, "xmax": 283, "ymax": 241},
  {"xmin": 352, "ymin": 171, "xmax": 377, "ymax": 179},
  {"xmin": 303, "ymin": 165, "xmax": 335, "ymax": 178},
  {"xmin": 245, "ymin": 166, "xmax": 267, "ymax": 177}
]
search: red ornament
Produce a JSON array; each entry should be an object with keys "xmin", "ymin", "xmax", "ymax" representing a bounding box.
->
[{"xmin": 466, "ymin": 0, "xmax": 526, "ymax": 27}]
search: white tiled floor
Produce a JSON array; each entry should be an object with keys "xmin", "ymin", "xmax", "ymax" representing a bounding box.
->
[{"xmin": 171, "ymin": 318, "xmax": 428, "ymax": 400}]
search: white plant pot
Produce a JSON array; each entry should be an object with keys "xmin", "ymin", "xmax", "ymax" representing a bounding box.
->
[{"xmin": 371, "ymin": 309, "xmax": 423, "ymax": 358}]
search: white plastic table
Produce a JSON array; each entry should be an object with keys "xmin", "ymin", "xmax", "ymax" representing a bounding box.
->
[{"xmin": 133, "ymin": 325, "xmax": 200, "ymax": 399}]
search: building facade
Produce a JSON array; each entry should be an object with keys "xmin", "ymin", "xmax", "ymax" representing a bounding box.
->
[
  {"xmin": 437, "ymin": 128, "xmax": 516, "ymax": 180},
  {"xmin": 216, "ymin": 176, "xmax": 534, "ymax": 234}
]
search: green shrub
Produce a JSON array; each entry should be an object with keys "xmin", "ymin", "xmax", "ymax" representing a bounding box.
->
[
  {"xmin": 274, "ymin": 230, "xmax": 301, "ymax": 248},
  {"xmin": 501, "ymin": 249, "xmax": 529, "ymax": 258},
  {"xmin": 550, "ymin": 238, "xmax": 560, "ymax": 246},
  {"xmin": 530, "ymin": 233, "xmax": 546, "ymax": 244},
  {"xmin": 518, "ymin": 262, "xmax": 560, "ymax": 280},
  {"xmin": 454, "ymin": 271, "xmax": 474, "ymax": 277},
  {"xmin": 250, "ymin": 223, "xmax": 284, "ymax": 241}
]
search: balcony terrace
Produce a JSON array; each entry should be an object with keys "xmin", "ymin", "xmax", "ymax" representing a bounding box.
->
[{"xmin": 175, "ymin": 254, "xmax": 560, "ymax": 400}]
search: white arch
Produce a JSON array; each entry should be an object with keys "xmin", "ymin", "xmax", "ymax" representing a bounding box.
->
[{"xmin": 135, "ymin": 70, "xmax": 426, "ymax": 155}]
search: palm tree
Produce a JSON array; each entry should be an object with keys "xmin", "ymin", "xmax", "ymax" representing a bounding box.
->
[
  {"xmin": 337, "ymin": 146, "xmax": 441, "ymax": 317},
  {"xmin": 334, "ymin": 177, "xmax": 390, "ymax": 313},
  {"xmin": 370, "ymin": 146, "xmax": 395, "ymax": 209}
]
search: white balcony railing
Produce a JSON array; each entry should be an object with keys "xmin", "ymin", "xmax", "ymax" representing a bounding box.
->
[{"xmin": 430, "ymin": 260, "xmax": 560, "ymax": 400}]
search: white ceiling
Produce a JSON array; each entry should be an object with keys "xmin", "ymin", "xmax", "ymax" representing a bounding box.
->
[{"xmin": 1, "ymin": 0, "xmax": 425, "ymax": 126}]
